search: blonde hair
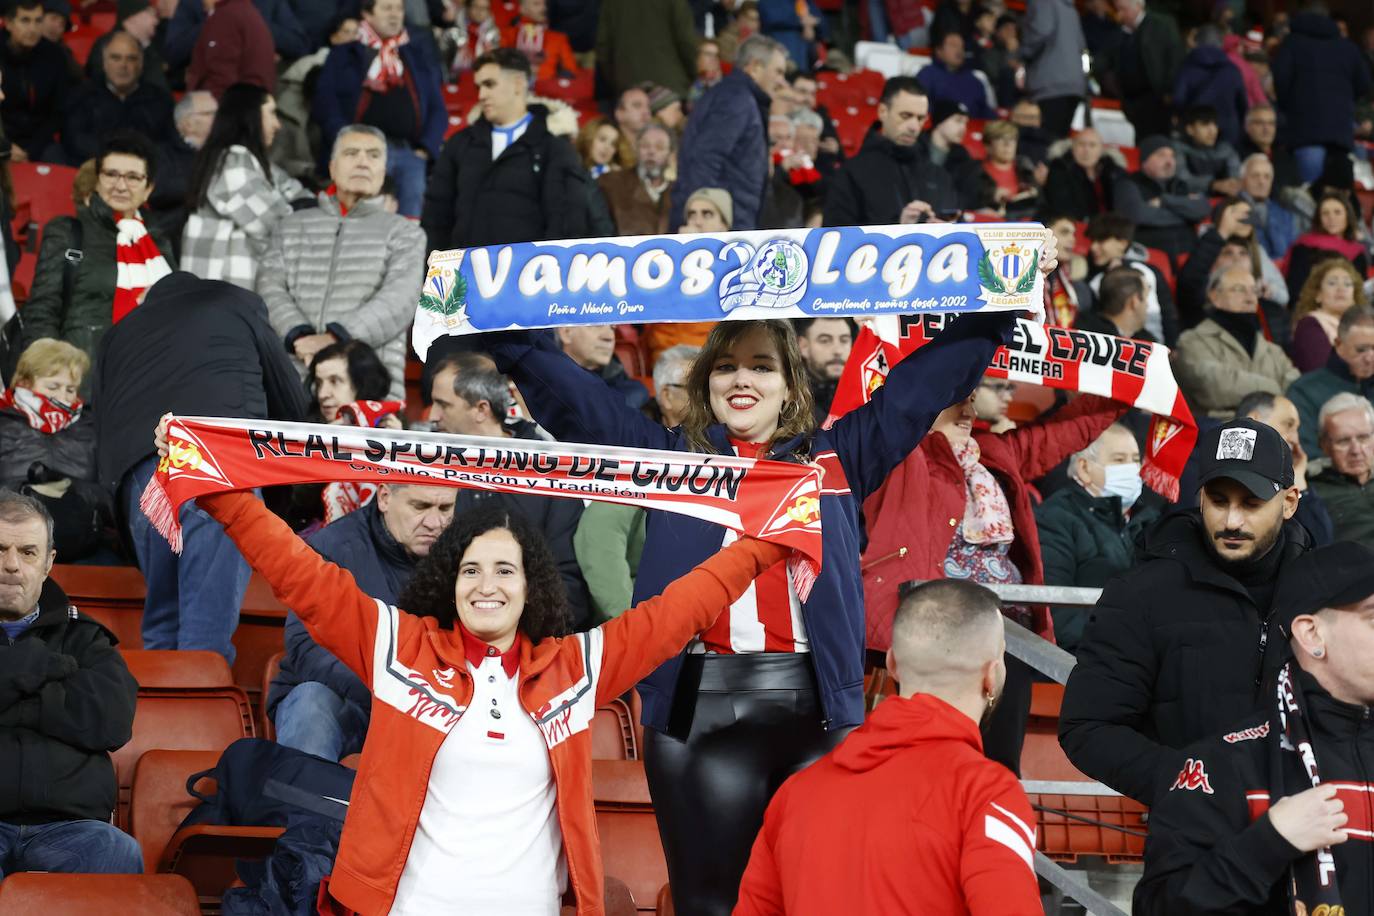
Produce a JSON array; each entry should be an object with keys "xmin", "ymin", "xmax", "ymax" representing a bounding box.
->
[
  {"xmin": 1292, "ymin": 257, "xmax": 1368, "ymax": 329},
  {"xmin": 983, "ymin": 120, "xmax": 1018, "ymax": 143},
  {"xmin": 73, "ymin": 159, "xmax": 98, "ymax": 207},
  {"xmin": 12, "ymin": 338, "xmax": 90, "ymax": 390}
]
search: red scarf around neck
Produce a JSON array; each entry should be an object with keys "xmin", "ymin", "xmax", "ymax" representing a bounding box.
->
[
  {"xmin": 359, "ymin": 19, "xmax": 410, "ymax": 92},
  {"xmin": 322, "ymin": 399, "xmax": 404, "ymax": 523},
  {"xmin": 0, "ymin": 386, "xmax": 83, "ymax": 434},
  {"xmin": 114, "ymin": 216, "xmax": 171, "ymax": 324}
]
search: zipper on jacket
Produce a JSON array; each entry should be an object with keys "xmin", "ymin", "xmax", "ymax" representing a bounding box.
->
[
  {"xmin": 1255, "ymin": 614, "xmax": 1270, "ymax": 688},
  {"xmin": 860, "ymin": 546, "xmax": 908, "ymax": 573},
  {"xmin": 316, "ymin": 221, "xmax": 345, "ymax": 329}
]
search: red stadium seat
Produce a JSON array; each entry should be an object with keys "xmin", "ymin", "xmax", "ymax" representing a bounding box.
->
[
  {"xmin": 50, "ymin": 563, "xmax": 146, "ymax": 648},
  {"xmin": 259, "ymin": 650, "xmax": 284, "ymax": 740},
  {"xmin": 121, "ymin": 649, "xmax": 235, "ymax": 690},
  {"xmin": 593, "ymin": 759, "xmax": 668, "ymax": 911},
  {"xmin": 130, "ymin": 749, "xmax": 283, "ymax": 904},
  {"xmin": 62, "ymin": 25, "xmax": 103, "ymax": 66},
  {"xmin": 536, "ymin": 69, "xmax": 593, "ymax": 102},
  {"xmin": 1141, "ymin": 245, "xmax": 1176, "ymax": 297},
  {"xmin": 11, "ymin": 162, "xmax": 78, "ymax": 237},
  {"xmin": 0, "ymin": 873, "xmax": 201, "ymax": 916},
  {"xmin": 591, "ymin": 697, "xmax": 640, "ymax": 760}
]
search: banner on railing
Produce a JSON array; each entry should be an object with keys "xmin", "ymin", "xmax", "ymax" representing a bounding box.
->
[{"xmin": 412, "ymin": 223, "xmax": 1048, "ymax": 358}]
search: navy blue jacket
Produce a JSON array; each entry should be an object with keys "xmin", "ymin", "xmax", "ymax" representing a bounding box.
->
[
  {"xmin": 485, "ymin": 313, "xmax": 1013, "ymax": 733},
  {"xmin": 312, "ymin": 35, "xmax": 446, "ymax": 168},
  {"xmin": 670, "ymin": 68, "xmax": 769, "ymax": 231},
  {"xmin": 1271, "ymin": 12, "xmax": 1373, "ymax": 150},
  {"xmin": 266, "ymin": 502, "xmax": 412, "ymax": 718},
  {"xmin": 1173, "ymin": 44, "xmax": 1248, "ymax": 148}
]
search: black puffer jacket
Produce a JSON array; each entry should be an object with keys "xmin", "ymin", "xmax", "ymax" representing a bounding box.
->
[
  {"xmin": 420, "ymin": 104, "xmax": 590, "ymax": 253},
  {"xmin": 1134, "ymin": 668, "xmax": 1374, "ymax": 915},
  {"xmin": 0, "ymin": 578, "xmax": 138, "ymax": 824},
  {"xmin": 1058, "ymin": 510, "xmax": 1311, "ymax": 805},
  {"xmin": 822, "ymin": 126, "xmax": 959, "ymax": 226}
]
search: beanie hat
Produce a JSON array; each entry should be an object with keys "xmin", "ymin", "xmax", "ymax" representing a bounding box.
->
[
  {"xmin": 685, "ymin": 187, "xmax": 733, "ymax": 230},
  {"xmin": 1138, "ymin": 135, "xmax": 1174, "ymax": 164},
  {"xmin": 644, "ymin": 84, "xmax": 684, "ymax": 116},
  {"xmin": 929, "ymin": 99, "xmax": 970, "ymax": 129}
]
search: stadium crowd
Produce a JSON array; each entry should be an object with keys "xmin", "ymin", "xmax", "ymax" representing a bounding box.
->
[{"xmin": 1, "ymin": 0, "xmax": 1374, "ymax": 912}]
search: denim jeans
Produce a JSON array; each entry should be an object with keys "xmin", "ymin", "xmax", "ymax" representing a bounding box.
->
[
  {"xmin": 1293, "ymin": 144, "xmax": 1327, "ymax": 185},
  {"xmin": 386, "ymin": 141, "xmax": 428, "ymax": 218},
  {"xmin": 0, "ymin": 819, "xmax": 143, "ymax": 878},
  {"xmin": 273, "ymin": 681, "xmax": 369, "ymax": 761},
  {"xmin": 122, "ymin": 454, "xmax": 252, "ymax": 665}
]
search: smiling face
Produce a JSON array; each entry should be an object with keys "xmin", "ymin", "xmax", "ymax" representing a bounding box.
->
[
  {"xmin": 1318, "ymin": 198, "xmax": 1350, "ymax": 237},
  {"xmin": 455, "ymin": 528, "xmax": 527, "ymax": 651},
  {"xmin": 0, "ymin": 513, "xmax": 52, "ymax": 620},
  {"xmin": 95, "ymin": 151, "xmax": 152, "ymax": 216},
  {"xmin": 313, "ymin": 357, "xmax": 356, "ymax": 422},
  {"xmin": 932, "ymin": 393, "xmax": 977, "ymax": 448},
  {"xmin": 590, "ymin": 124, "xmax": 619, "ymax": 166},
  {"xmin": 707, "ymin": 326, "xmax": 789, "ymax": 442}
]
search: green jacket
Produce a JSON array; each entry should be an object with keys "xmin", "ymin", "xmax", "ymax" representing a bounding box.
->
[
  {"xmin": 595, "ymin": 0, "xmax": 699, "ymax": 96},
  {"xmin": 22, "ymin": 196, "xmax": 178, "ymax": 381},
  {"xmin": 1033, "ymin": 483, "xmax": 1163, "ymax": 654},
  {"xmin": 1309, "ymin": 466, "xmax": 1374, "ymax": 547},
  {"xmin": 572, "ymin": 501, "xmax": 646, "ymax": 623},
  {"xmin": 1286, "ymin": 356, "xmax": 1374, "ymax": 460}
]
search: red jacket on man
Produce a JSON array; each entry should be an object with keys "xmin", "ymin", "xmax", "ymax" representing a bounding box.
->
[
  {"xmin": 735, "ymin": 692, "xmax": 1043, "ymax": 915},
  {"xmin": 201, "ymin": 491, "xmax": 787, "ymax": 915},
  {"xmin": 187, "ymin": 0, "xmax": 277, "ymax": 98},
  {"xmin": 862, "ymin": 394, "xmax": 1125, "ymax": 649}
]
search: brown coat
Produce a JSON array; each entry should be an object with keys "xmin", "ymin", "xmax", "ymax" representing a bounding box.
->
[{"xmin": 597, "ymin": 168, "xmax": 670, "ymax": 237}]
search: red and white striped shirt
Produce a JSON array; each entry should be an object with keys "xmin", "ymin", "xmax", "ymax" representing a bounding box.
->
[{"xmin": 697, "ymin": 441, "xmax": 810, "ymax": 655}]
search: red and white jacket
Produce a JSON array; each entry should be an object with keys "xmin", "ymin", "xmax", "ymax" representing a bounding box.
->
[
  {"xmin": 735, "ymin": 692, "xmax": 1042, "ymax": 915},
  {"xmin": 201, "ymin": 491, "xmax": 788, "ymax": 915}
]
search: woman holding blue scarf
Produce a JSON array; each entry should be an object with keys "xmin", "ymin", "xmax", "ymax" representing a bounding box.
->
[{"xmin": 481, "ymin": 237, "xmax": 1058, "ymax": 913}]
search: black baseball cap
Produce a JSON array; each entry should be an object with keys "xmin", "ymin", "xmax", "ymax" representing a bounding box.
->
[
  {"xmin": 1274, "ymin": 541, "xmax": 1374, "ymax": 635},
  {"xmin": 1194, "ymin": 419, "xmax": 1294, "ymax": 500}
]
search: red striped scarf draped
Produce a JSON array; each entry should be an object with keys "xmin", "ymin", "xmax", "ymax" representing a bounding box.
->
[
  {"xmin": 359, "ymin": 19, "xmax": 409, "ymax": 92},
  {"xmin": 114, "ymin": 217, "xmax": 172, "ymax": 324}
]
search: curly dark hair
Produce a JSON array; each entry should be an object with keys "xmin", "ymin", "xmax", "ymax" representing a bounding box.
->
[{"xmin": 397, "ymin": 503, "xmax": 572, "ymax": 643}]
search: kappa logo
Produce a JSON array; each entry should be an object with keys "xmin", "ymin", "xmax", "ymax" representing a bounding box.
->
[
  {"xmin": 1170, "ymin": 758, "xmax": 1215, "ymax": 794},
  {"xmin": 1222, "ymin": 722, "xmax": 1270, "ymax": 743},
  {"xmin": 1217, "ymin": 427, "xmax": 1258, "ymax": 461}
]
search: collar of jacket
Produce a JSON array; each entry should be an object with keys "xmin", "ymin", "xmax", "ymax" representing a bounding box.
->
[
  {"xmin": 1323, "ymin": 348, "xmax": 1366, "ymax": 388},
  {"xmin": 24, "ymin": 578, "xmax": 113, "ymax": 639},
  {"xmin": 475, "ymin": 104, "xmax": 551, "ymax": 144},
  {"xmin": 705, "ymin": 423, "xmax": 809, "ymax": 463},
  {"xmin": 727, "ymin": 67, "xmax": 772, "ymax": 116},
  {"xmin": 1062, "ymin": 480, "xmax": 1129, "ymax": 529},
  {"xmin": 857, "ymin": 124, "xmax": 919, "ymax": 163},
  {"xmin": 83, "ymin": 193, "xmax": 120, "ymax": 231},
  {"xmin": 316, "ymin": 191, "xmax": 383, "ymax": 218},
  {"xmin": 362, "ymin": 500, "xmax": 415, "ymax": 572},
  {"xmin": 1144, "ymin": 508, "xmax": 1310, "ymax": 599},
  {"xmin": 1298, "ymin": 665, "xmax": 1373, "ymax": 741}
]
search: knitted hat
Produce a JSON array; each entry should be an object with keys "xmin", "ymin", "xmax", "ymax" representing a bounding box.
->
[
  {"xmin": 644, "ymin": 84, "xmax": 684, "ymax": 116},
  {"xmin": 1138, "ymin": 135, "xmax": 1174, "ymax": 165},
  {"xmin": 685, "ymin": 187, "xmax": 733, "ymax": 230},
  {"xmin": 929, "ymin": 99, "xmax": 970, "ymax": 129}
]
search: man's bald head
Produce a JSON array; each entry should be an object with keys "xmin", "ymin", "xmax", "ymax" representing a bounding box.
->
[{"xmin": 888, "ymin": 580, "xmax": 1006, "ymax": 722}]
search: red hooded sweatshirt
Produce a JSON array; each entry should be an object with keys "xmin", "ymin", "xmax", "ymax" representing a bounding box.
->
[{"xmin": 735, "ymin": 693, "xmax": 1042, "ymax": 915}]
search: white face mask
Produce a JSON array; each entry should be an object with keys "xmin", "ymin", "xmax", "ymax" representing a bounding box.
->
[{"xmin": 1102, "ymin": 461, "xmax": 1143, "ymax": 509}]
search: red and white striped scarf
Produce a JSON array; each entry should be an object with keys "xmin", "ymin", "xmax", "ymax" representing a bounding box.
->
[
  {"xmin": 359, "ymin": 19, "xmax": 409, "ymax": 92},
  {"xmin": 114, "ymin": 217, "xmax": 171, "ymax": 324},
  {"xmin": 0, "ymin": 386, "xmax": 83, "ymax": 434},
  {"xmin": 322, "ymin": 399, "xmax": 404, "ymax": 523}
]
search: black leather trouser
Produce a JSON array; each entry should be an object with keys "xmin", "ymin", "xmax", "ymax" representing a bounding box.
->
[{"xmin": 643, "ymin": 654, "xmax": 849, "ymax": 916}]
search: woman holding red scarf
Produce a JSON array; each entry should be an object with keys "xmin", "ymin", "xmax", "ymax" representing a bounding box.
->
[
  {"xmin": 478, "ymin": 234, "xmax": 1058, "ymax": 915},
  {"xmin": 154, "ymin": 416, "xmax": 790, "ymax": 916},
  {"xmin": 0, "ymin": 339, "xmax": 111, "ymax": 561},
  {"xmin": 21, "ymin": 130, "xmax": 174, "ymax": 391}
]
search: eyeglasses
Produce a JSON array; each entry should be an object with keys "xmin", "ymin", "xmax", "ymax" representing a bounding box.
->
[
  {"xmin": 1329, "ymin": 432, "xmax": 1374, "ymax": 451},
  {"xmin": 99, "ymin": 169, "xmax": 147, "ymax": 187}
]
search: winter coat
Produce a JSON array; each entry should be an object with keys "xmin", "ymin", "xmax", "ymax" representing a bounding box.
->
[
  {"xmin": 61, "ymin": 80, "xmax": 175, "ymax": 166},
  {"xmin": 0, "ymin": 578, "xmax": 138, "ymax": 824},
  {"xmin": 596, "ymin": 169, "xmax": 671, "ymax": 238},
  {"xmin": 861, "ymin": 395, "xmax": 1125, "ymax": 651},
  {"xmin": 267, "ymin": 500, "xmax": 410, "ymax": 719},
  {"xmin": 164, "ymin": 0, "xmax": 309, "ymax": 68},
  {"xmin": 201, "ymin": 489, "xmax": 789, "ymax": 916},
  {"xmin": 0, "ymin": 34, "xmax": 69, "ymax": 157},
  {"xmin": 1309, "ymin": 465, "xmax": 1374, "ymax": 548},
  {"xmin": 573, "ymin": 502, "xmax": 646, "ymax": 624},
  {"xmin": 1284, "ymin": 236, "xmax": 1370, "ymax": 307},
  {"xmin": 1286, "ymin": 352, "xmax": 1374, "ymax": 460},
  {"xmin": 311, "ymin": 35, "xmax": 446, "ymax": 168},
  {"xmin": 1116, "ymin": 10, "xmax": 1184, "ymax": 101},
  {"xmin": 22, "ymin": 196, "xmax": 179, "ymax": 376},
  {"xmin": 420, "ymin": 105, "xmax": 591, "ymax": 253},
  {"xmin": 1058, "ymin": 510, "xmax": 1312, "ymax": 805},
  {"xmin": 1134, "ymin": 669, "xmax": 1374, "ymax": 916},
  {"xmin": 1173, "ymin": 45, "xmax": 1249, "ymax": 147},
  {"xmin": 1038, "ymin": 153, "xmax": 1122, "ymax": 222},
  {"xmin": 0, "ymin": 407, "xmax": 97, "ymax": 484},
  {"xmin": 1174, "ymin": 317, "xmax": 1301, "ymax": 418},
  {"xmin": 1173, "ymin": 137, "xmax": 1241, "ymax": 197},
  {"xmin": 1019, "ymin": 0, "xmax": 1087, "ymax": 102},
  {"xmin": 181, "ymin": 146, "xmax": 310, "ymax": 291},
  {"xmin": 734, "ymin": 693, "xmax": 1042, "ymax": 916},
  {"xmin": 485, "ymin": 314, "xmax": 1018, "ymax": 735},
  {"xmin": 258, "ymin": 193, "xmax": 425, "ymax": 402},
  {"xmin": 595, "ymin": 0, "xmax": 698, "ymax": 97},
  {"xmin": 186, "ymin": 0, "xmax": 277, "ymax": 97},
  {"xmin": 1175, "ymin": 228, "xmax": 1288, "ymax": 330},
  {"xmin": 92, "ymin": 272, "xmax": 311, "ymax": 489},
  {"xmin": 916, "ymin": 60, "xmax": 996, "ymax": 119},
  {"xmin": 1243, "ymin": 195, "xmax": 1304, "ymax": 264},
  {"xmin": 1271, "ymin": 11, "xmax": 1373, "ymax": 151},
  {"xmin": 822, "ymin": 126, "xmax": 958, "ymax": 226},
  {"xmin": 670, "ymin": 68, "xmax": 770, "ymax": 231},
  {"xmin": 1112, "ymin": 169, "xmax": 1210, "ymax": 260},
  {"xmin": 1033, "ymin": 483, "xmax": 1163, "ymax": 655}
]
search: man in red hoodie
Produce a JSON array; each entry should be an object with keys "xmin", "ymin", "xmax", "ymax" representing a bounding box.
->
[{"xmin": 735, "ymin": 579, "xmax": 1043, "ymax": 915}]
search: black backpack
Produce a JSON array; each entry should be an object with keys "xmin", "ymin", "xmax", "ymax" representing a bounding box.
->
[{"xmin": 180, "ymin": 737, "xmax": 356, "ymax": 831}]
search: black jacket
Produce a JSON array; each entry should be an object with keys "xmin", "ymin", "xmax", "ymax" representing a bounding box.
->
[
  {"xmin": 0, "ymin": 34, "xmax": 70, "ymax": 157},
  {"xmin": 61, "ymin": 80, "xmax": 175, "ymax": 167},
  {"xmin": 0, "ymin": 578, "xmax": 138, "ymax": 824},
  {"xmin": 1058, "ymin": 510, "xmax": 1311, "ymax": 805},
  {"xmin": 92, "ymin": 271, "xmax": 311, "ymax": 490},
  {"xmin": 1039, "ymin": 154, "xmax": 1123, "ymax": 222},
  {"xmin": 822, "ymin": 126, "xmax": 958, "ymax": 227},
  {"xmin": 420, "ymin": 105, "xmax": 590, "ymax": 254},
  {"xmin": 1134, "ymin": 668, "xmax": 1374, "ymax": 915},
  {"xmin": 267, "ymin": 500, "xmax": 407, "ymax": 718},
  {"xmin": 1271, "ymin": 12, "xmax": 1374, "ymax": 151}
]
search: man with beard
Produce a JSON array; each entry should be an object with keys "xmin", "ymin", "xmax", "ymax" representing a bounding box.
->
[
  {"xmin": 735, "ymin": 579, "xmax": 1041, "ymax": 914},
  {"xmin": 1059, "ymin": 419, "xmax": 1312, "ymax": 805},
  {"xmin": 793, "ymin": 317, "xmax": 854, "ymax": 424},
  {"xmin": 598, "ymin": 121, "xmax": 673, "ymax": 236}
]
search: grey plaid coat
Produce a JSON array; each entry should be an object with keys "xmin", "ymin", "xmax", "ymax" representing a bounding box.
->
[{"xmin": 180, "ymin": 145, "xmax": 309, "ymax": 290}]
